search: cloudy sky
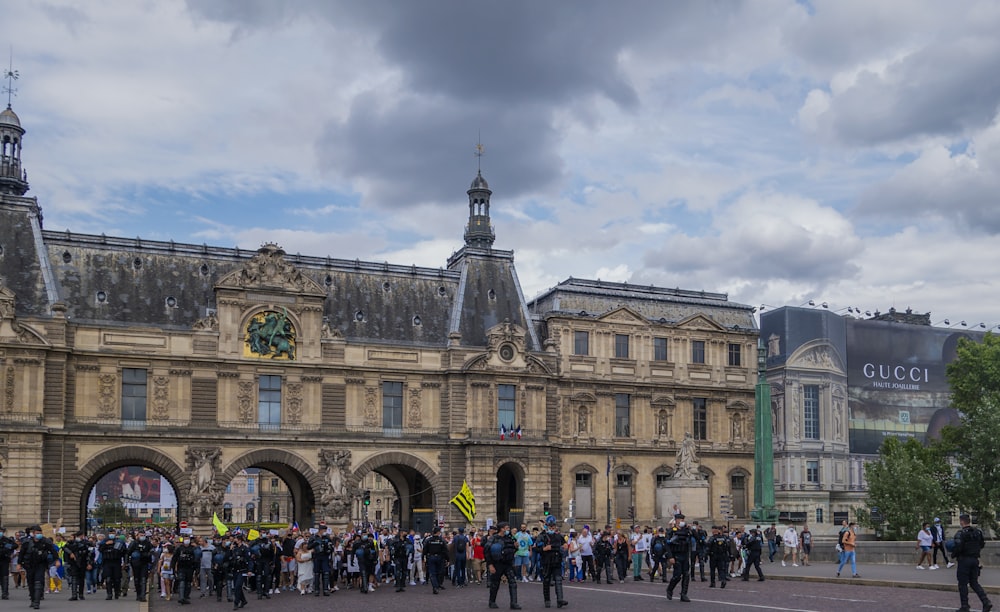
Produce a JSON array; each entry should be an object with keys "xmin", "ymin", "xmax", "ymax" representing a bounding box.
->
[{"xmin": 3, "ymin": 0, "xmax": 999, "ymax": 328}]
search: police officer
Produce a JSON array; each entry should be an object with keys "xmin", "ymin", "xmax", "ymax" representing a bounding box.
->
[
  {"xmin": 649, "ymin": 527, "xmax": 670, "ymax": 582},
  {"xmin": 212, "ymin": 536, "xmax": 231, "ymax": 602},
  {"xmin": 0, "ymin": 525, "xmax": 18, "ymax": 600},
  {"xmin": 253, "ymin": 535, "xmax": 275, "ymax": 600},
  {"xmin": 666, "ymin": 513, "xmax": 690, "ymax": 602},
  {"xmin": 64, "ymin": 531, "xmax": 92, "ymax": 601},
  {"xmin": 690, "ymin": 521, "xmax": 708, "ymax": 582},
  {"xmin": 952, "ymin": 514, "xmax": 992, "ymax": 612},
  {"xmin": 424, "ymin": 526, "xmax": 448, "ymax": 594},
  {"xmin": 485, "ymin": 521, "xmax": 520, "ymax": 610},
  {"xmin": 309, "ymin": 525, "xmax": 332, "ymax": 596},
  {"xmin": 18, "ymin": 525, "xmax": 57, "ymax": 610},
  {"xmin": 389, "ymin": 527, "xmax": 410, "ymax": 592},
  {"xmin": 534, "ymin": 515, "xmax": 567, "ymax": 609},
  {"xmin": 175, "ymin": 536, "xmax": 199, "ymax": 605},
  {"xmin": 707, "ymin": 526, "xmax": 731, "ymax": 589},
  {"xmin": 99, "ymin": 533, "xmax": 126, "ymax": 600},
  {"xmin": 127, "ymin": 531, "xmax": 153, "ymax": 601},
  {"xmin": 358, "ymin": 530, "xmax": 377, "ymax": 593},
  {"xmin": 740, "ymin": 528, "xmax": 765, "ymax": 582},
  {"xmin": 594, "ymin": 528, "xmax": 614, "ymax": 584},
  {"xmin": 230, "ymin": 535, "xmax": 251, "ymax": 610}
]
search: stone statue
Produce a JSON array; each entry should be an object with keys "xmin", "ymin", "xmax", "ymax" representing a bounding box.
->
[
  {"xmin": 657, "ymin": 411, "xmax": 669, "ymax": 437},
  {"xmin": 577, "ymin": 409, "xmax": 587, "ymax": 434},
  {"xmin": 673, "ymin": 432, "xmax": 701, "ymax": 480},
  {"xmin": 192, "ymin": 312, "xmax": 219, "ymax": 331},
  {"xmin": 319, "ymin": 449, "xmax": 352, "ymax": 511},
  {"xmin": 188, "ymin": 447, "xmax": 221, "ymax": 494}
]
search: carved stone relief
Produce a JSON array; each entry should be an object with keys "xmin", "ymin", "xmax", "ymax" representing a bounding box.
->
[
  {"xmin": 237, "ymin": 381, "xmax": 255, "ymax": 423},
  {"xmin": 408, "ymin": 387, "xmax": 422, "ymax": 428},
  {"xmin": 186, "ymin": 446, "xmax": 223, "ymax": 518},
  {"xmin": 286, "ymin": 382, "xmax": 303, "ymax": 425},
  {"xmin": 363, "ymin": 386, "xmax": 378, "ymax": 427},
  {"xmin": 4, "ymin": 365, "xmax": 13, "ymax": 412},
  {"xmin": 151, "ymin": 375, "xmax": 170, "ymax": 420},
  {"xmin": 97, "ymin": 373, "xmax": 117, "ymax": 418}
]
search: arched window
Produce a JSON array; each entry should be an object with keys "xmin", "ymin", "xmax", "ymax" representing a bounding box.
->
[
  {"xmin": 245, "ymin": 502, "xmax": 255, "ymax": 523},
  {"xmin": 269, "ymin": 502, "xmax": 281, "ymax": 522},
  {"xmin": 222, "ymin": 503, "xmax": 233, "ymax": 523}
]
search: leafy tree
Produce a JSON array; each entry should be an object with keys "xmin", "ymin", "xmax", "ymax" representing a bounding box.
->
[
  {"xmin": 91, "ymin": 499, "xmax": 128, "ymax": 526},
  {"xmin": 860, "ymin": 436, "xmax": 953, "ymax": 540},
  {"xmin": 945, "ymin": 333, "xmax": 1000, "ymax": 536}
]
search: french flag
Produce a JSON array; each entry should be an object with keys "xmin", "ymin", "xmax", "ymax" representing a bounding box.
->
[
  {"xmin": 500, "ymin": 424, "xmax": 507, "ymax": 440},
  {"xmin": 515, "ymin": 425, "xmax": 522, "ymax": 440}
]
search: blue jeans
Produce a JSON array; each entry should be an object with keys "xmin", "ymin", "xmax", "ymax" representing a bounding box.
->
[
  {"xmin": 837, "ymin": 551, "xmax": 856, "ymax": 575},
  {"xmin": 454, "ymin": 554, "xmax": 467, "ymax": 586}
]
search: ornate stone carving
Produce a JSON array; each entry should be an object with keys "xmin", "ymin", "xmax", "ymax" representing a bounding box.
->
[
  {"xmin": 186, "ymin": 446, "xmax": 223, "ymax": 517},
  {"xmin": 578, "ymin": 407, "xmax": 588, "ymax": 434},
  {"xmin": 408, "ymin": 387, "xmax": 422, "ymax": 428},
  {"xmin": 319, "ymin": 449, "xmax": 352, "ymax": 517},
  {"xmin": 673, "ymin": 432, "xmax": 703, "ymax": 480},
  {"xmin": 217, "ymin": 243, "xmax": 326, "ymax": 295},
  {"xmin": 321, "ymin": 317, "xmax": 343, "ymax": 340},
  {"xmin": 731, "ymin": 412, "xmax": 744, "ymax": 442},
  {"xmin": 657, "ymin": 409, "xmax": 670, "ymax": 438},
  {"xmin": 237, "ymin": 381, "xmax": 255, "ymax": 423},
  {"xmin": 286, "ymin": 382, "xmax": 303, "ymax": 425},
  {"xmin": 244, "ymin": 309, "xmax": 296, "ymax": 360},
  {"xmin": 4, "ymin": 365, "xmax": 13, "ymax": 412},
  {"xmin": 151, "ymin": 375, "xmax": 170, "ymax": 420},
  {"xmin": 192, "ymin": 313, "xmax": 219, "ymax": 331},
  {"xmin": 97, "ymin": 373, "xmax": 117, "ymax": 418},
  {"xmin": 363, "ymin": 386, "xmax": 378, "ymax": 427}
]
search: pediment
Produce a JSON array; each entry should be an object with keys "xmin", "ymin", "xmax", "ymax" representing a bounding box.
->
[
  {"xmin": 597, "ymin": 307, "xmax": 647, "ymax": 325},
  {"xmin": 787, "ymin": 340, "xmax": 845, "ymax": 374},
  {"xmin": 651, "ymin": 395, "xmax": 676, "ymax": 407},
  {"xmin": 675, "ymin": 313, "xmax": 726, "ymax": 332},
  {"xmin": 569, "ymin": 392, "xmax": 597, "ymax": 403},
  {"xmin": 216, "ymin": 244, "xmax": 326, "ymax": 296}
]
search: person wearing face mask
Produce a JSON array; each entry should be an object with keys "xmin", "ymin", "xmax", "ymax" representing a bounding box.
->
[
  {"xmin": 423, "ymin": 526, "xmax": 448, "ymax": 594},
  {"xmin": 0, "ymin": 525, "xmax": 17, "ymax": 600},
  {"xmin": 63, "ymin": 531, "xmax": 92, "ymax": 601},
  {"xmin": 357, "ymin": 531, "xmax": 377, "ymax": 593},
  {"xmin": 212, "ymin": 537, "xmax": 231, "ymax": 602},
  {"xmin": 665, "ymin": 513, "xmax": 691, "ymax": 602},
  {"xmin": 484, "ymin": 521, "xmax": 520, "ymax": 610},
  {"xmin": 534, "ymin": 515, "xmax": 567, "ymax": 609},
  {"xmin": 126, "ymin": 531, "xmax": 153, "ymax": 601},
  {"xmin": 99, "ymin": 534, "xmax": 126, "ymax": 600},
  {"xmin": 18, "ymin": 525, "xmax": 57, "ymax": 610}
]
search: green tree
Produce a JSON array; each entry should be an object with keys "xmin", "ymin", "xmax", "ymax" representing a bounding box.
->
[
  {"xmin": 945, "ymin": 333, "xmax": 1000, "ymax": 536},
  {"xmin": 860, "ymin": 436, "xmax": 953, "ymax": 540},
  {"xmin": 91, "ymin": 499, "xmax": 128, "ymax": 526}
]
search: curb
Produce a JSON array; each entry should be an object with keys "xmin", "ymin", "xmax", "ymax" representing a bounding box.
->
[{"xmin": 764, "ymin": 572, "xmax": 1000, "ymax": 595}]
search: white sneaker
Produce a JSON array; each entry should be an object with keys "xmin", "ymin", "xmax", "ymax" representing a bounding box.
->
[
  {"xmin": 781, "ymin": 561, "xmax": 786, "ymax": 567},
  {"xmin": 409, "ymin": 581, "xmax": 416, "ymax": 586},
  {"xmin": 916, "ymin": 565, "xmax": 925, "ymax": 570},
  {"xmin": 793, "ymin": 564, "xmax": 799, "ymax": 567},
  {"xmin": 947, "ymin": 562, "xmax": 955, "ymax": 568},
  {"xmin": 929, "ymin": 566, "xmax": 938, "ymax": 570}
]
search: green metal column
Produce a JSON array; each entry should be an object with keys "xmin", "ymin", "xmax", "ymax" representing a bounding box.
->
[{"xmin": 751, "ymin": 339, "xmax": 778, "ymax": 522}]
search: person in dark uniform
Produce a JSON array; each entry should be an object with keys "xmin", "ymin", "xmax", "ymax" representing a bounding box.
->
[
  {"xmin": 126, "ymin": 531, "xmax": 153, "ymax": 601},
  {"xmin": 649, "ymin": 527, "xmax": 670, "ymax": 582},
  {"xmin": 211, "ymin": 537, "xmax": 231, "ymax": 602},
  {"xmin": 707, "ymin": 525, "xmax": 731, "ymax": 588},
  {"xmin": 741, "ymin": 528, "xmax": 765, "ymax": 582},
  {"xmin": 594, "ymin": 528, "xmax": 614, "ymax": 584},
  {"xmin": 665, "ymin": 513, "xmax": 690, "ymax": 602},
  {"xmin": 952, "ymin": 514, "xmax": 992, "ymax": 612},
  {"xmin": 308, "ymin": 526, "xmax": 332, "ymax": 596},
  {"xmin": 252, "ymin": 535, "xmax": 275, "ymax": 600},
  {"xmin": 230, "ymin": 535, "xmax": 250, "ymax": 610},
  {"xmin": 174, "ymin": 536, "xmax": 199, "ymax": 605},
  {"xmin": 389, "ymin": 528, "xmax": 410, "ymax": 592},
  {"xmin": 423, "ymin": 526, "xmax": 448, "ymax": 595},
  {"xmin": 19, "ymin": 525, "xmax": 57, "ymax": 610},
  {"xmin": 0, "ymin": 525, "xmax": 16, "ymax": 600},
  {"xmin": 690, "ymin": 522, "xmax": 708, "ymax": 582},
  {"xmin": 99, "ymin": 534, "xmax": 125, "ymax": 600},
  {"xmin": 485, "ymin": 521, "xmax": 520, "ymax": 610},
  {"xmin": 534, "ymin": 515, "xmax": 567, "ymax": 609},
  {"xmin": 63, "ymin": 531, "xmax": 92, "ymax": 601}
]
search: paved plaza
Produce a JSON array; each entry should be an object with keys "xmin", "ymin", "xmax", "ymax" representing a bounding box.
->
[{"xmin": 6, "ymin": 561, "xmax": 997, "ymax": 612}]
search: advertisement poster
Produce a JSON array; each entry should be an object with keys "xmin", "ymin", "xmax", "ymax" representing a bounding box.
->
[
  {"xmin": 846, "ymin": 319, "xmax": 972, "ymax": 454},
  {"xmin": 93, "ymin": 466, "xmax": 163, "ymax": 504}
]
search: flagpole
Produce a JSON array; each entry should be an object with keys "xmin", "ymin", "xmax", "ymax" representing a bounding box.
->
[{"xmin": 606, "ymin": 455, "xmax": 612, "ymax": 526}]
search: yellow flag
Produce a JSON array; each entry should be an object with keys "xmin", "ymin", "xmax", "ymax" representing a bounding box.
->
[
  {"xmin": 450, "ymin": 480, "xmax": 476, "ymax": 524},
  {"xmin": 212, "ymin": 512, "xmax": 229, "ymax": 536},
  {"xmin": 248, "ymin": 528, "xmax": 261, "ymax": 541}
]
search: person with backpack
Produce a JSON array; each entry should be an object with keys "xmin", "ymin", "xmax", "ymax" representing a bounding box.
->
[
  {"xmin": 593, "ymin": 528, "xmax": 614, "ymax": 584},
  {"xmin": 952, "ymin": 514, "xmax": 992, "ymax": 612},
  {"xmin": 18, "ymin": 525, "xmax": 57, "ymax": 610},
  {"xmin": 485, "ymin": 521, "xmax": 520, "ymax": 609},
  {"xmin": 649, "ymin": 527, "xmax": 670, "ymax": 582},
  {"xmin": 707, "ymin": 525, "xmax": 731, "ymax": 589},
  {"xmin": 453, "ymin": 526, "xmax": 470, "ymax": 587},
  {"xmin": 535, "ymin": 515, "xmax": 568, "ymax": 609},
  {"xmin": 174, "ymin": 537, "xmax": 199, "ymax": 604}
]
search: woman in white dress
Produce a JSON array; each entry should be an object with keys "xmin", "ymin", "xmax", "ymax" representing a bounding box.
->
[{"xmin": 296, "ymin": 544, "xmax": 314, "ymax": 595}]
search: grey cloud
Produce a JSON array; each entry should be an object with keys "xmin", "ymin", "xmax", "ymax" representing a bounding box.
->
[{"xmin": 813, "ymin": 37, "xmax": 1000, "ymax": 146}]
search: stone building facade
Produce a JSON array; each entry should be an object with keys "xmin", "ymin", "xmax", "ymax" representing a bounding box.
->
[{"xmin": 0, "ymin": 103, "xmax": 758, "ymax": 534}]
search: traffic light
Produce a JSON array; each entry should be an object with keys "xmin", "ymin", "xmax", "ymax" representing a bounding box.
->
[
  {"xmin": 628, "ymin": 506, "xmax": 635, "ymax": 520},
  {"xmin": 363, "ymin": 490, "xmax": 371, "ymax": 506},
  {"xmin": 543, "ymin": 501, "xmax": 551, "ymax": 516}
]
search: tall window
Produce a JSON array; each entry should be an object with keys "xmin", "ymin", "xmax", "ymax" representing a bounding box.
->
[
  {"xmin": 574, "ymin": 472, "xmax": 593, "ymax": 520},
  {"xmin": 614, "ymin": 334, "xmax": 630, "ymax": 359},
  {"xmin": 806, "ymin": 460, "xmax": 820, "ymax": 484},
  {"xmin": 653, "ymin": 337, "xmax": 668, "ymax": 361},
  {"xmin": 269, "ymin": 502, "xmax": 281, "ymax": 522},
  {"xmin": 574, "ymin": 331, "xmax": 590, "ymax": 356},
  {"xmin": 223, "ymin": 503, "xmax": 233, "ymax": 522},
  {"xmin": 121, "ymin": 368, "xmax": 148, "ymax": 422},
  {"xmin": 258, "ymin": 375, "xmax": 281, "ymax": 429},
  {"xmin": 693, "ymin": 397, "xmax": 708, "ymax": 440},
  {"xmin": 382, "ymin": 381, "xmax": 403, "ymax": 429},
  {"xmin": 498, "ymin": 384, "xmax": 516, "ymax": 430},
  {"xmin": 728, "ymin": 343, "xmax": 741, "ymax": 367},
  {"xmin": 615, "ymin": 393, "xmax": 631, "ymax": 437},
  {"xmin": 691, "ymin": 340, "xmax": 706, "ymax": 364},
  {"xmin": 247, "ymin": 477, "xmax": 255, "ymax": 494},
  {"xmin": 245, "ymin": 503, "xmax": 255, "ymax": 523},
  {"xmin": 804, "ymin": 385, "xmax": 820, "ymax": 440}
]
